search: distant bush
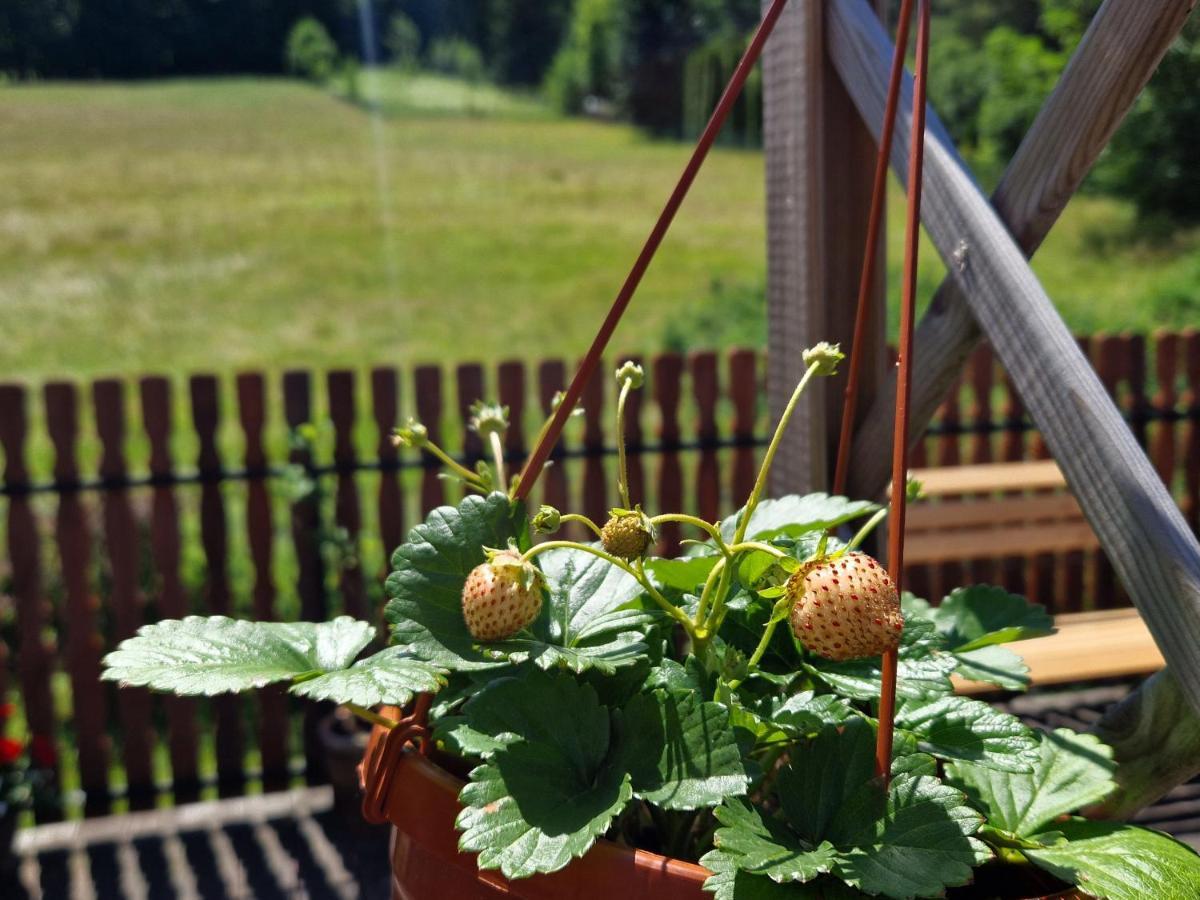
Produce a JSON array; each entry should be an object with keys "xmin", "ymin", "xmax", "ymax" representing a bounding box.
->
[
  {"xmin": 544, "ymin": 0, "xmax": 622, "ymax": 114},
  {"xmin": 285, "ymin": 17, "xmax": 339, "ymax": 84},
  {"xmin": 487, "ymin": 0, "xmax": 574, "ymax": 86},
  {"xmin": 428, "ymin": 38, "xmax": 485, "ymax": 83},
  {"xmin": 386, "ymin": 13, "xmax": 421, "ymax": 70}
]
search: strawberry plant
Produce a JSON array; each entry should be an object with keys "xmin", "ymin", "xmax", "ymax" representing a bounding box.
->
[{"xmin": 102, "ymin": 348, "xmax": 1200, "ymax": 898}]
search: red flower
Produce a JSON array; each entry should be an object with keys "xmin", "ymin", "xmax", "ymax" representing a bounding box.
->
[
  {"xmin": 29, "ymin": 734, "xmax": 57, "ymax": 769},
  {"xmin": 0, "ymin": 737, "xmax": 22, "ymax": 766}
]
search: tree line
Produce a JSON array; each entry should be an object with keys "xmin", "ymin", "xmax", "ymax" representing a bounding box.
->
[{"xmin": 2, "ymin": 0, "xmax": 1196, "ymax": 222}]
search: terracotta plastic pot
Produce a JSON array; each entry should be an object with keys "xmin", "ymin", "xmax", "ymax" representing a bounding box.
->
[
  {"xmin": 357, "ymin": 707, "xmax": 1082, "ymax": 900},
  {"xmin": 358, "ymin": 706, "xmax": 708, "ymax": 899}
]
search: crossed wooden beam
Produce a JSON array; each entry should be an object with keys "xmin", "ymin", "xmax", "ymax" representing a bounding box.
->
[{"xmin": 816, "ymin": 0, "xmax": 1199, "ymax": 806}]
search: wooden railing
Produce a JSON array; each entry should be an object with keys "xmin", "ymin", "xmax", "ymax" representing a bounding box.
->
[{"xmin": 0, "ymin": 332, "xmax": 1197, "ymax": 817}]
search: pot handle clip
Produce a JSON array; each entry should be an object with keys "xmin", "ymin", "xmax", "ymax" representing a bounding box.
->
[{"xmin": 358, "ymin": 694, "xmax": 433, "ymax": 825}]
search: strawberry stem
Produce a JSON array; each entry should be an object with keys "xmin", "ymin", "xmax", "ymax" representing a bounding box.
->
[
  {"xmin": 615, "ymin": 377, "xmax": 634, "ymax": 510},
  {"xmin": 521, "ymin": 539, "xmax": 696, "ymax": 635},
  {"xmin": 842, "ymin": 507, "xmax": 889, "ymax": 554},
  {"xmin": 344, "ymin": 703, "xmax": 399, "ymax": 730},
  {"xmin": 560, "ymin": 513, "xmax": 604, "ymax": 539},
  {"xmin": 734, "ymin": 360, "xmax": 823, "ymax": 548},
  {"xmin": 649, "ymin": 513, "xmax": 726, "ymax": 548}
]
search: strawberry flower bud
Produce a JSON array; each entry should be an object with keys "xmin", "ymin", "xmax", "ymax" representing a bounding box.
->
[{"xmin": 802, "ymin": 342, "xmax": 844, "ymax": 376}]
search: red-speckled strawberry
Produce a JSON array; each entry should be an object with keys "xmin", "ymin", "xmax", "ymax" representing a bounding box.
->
[
  {"xmin": 787, "ymin": 552, "xmax": 902, "ymax": 661},
  {"xmin": 461, "ymin": 549, "xmax": 544, "ymax": 642}
]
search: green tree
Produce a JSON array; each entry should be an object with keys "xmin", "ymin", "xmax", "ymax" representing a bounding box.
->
[
  {"xmin": 544, "ymin": 0, "xmax": 622, "ymax": 114},
  {"xmin": 385, "ymin": 12, "xmax": 421, "ymax": 69},
  {"xmin": 285, "ymin": 16, "xmax": 339, "ymax": 83}
]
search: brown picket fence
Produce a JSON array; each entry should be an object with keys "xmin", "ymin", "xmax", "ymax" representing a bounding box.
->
[{"xmin": 0, "ymin": 330, "xmax": 1198, "ymax": 819}]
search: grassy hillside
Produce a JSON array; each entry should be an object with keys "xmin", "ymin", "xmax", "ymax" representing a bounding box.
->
[{"xmin": 1, "ymin": 73, "xmax": 1197, "ymax": 382}]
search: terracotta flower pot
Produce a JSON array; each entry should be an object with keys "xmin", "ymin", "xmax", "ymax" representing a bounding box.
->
[
  {"xmin": 357, "ymin": 708, "xmax": 1082, "ymax": 900},
  {"xmin": 357, "ymin": 706, "xmax": 709, "ymax": 899}
]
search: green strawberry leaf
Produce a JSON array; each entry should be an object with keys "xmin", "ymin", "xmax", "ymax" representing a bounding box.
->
[
  {"xmin": 805, "ymin": 617, "xmax": 956, "ymax": 702},
  {"xmin": 454, "ymin": 671, "xmax": 632, "ymax": 879},
  {"xmin": 832, "ymin": 773, "xmax": 985, "ymax": 898},
  {"xmin": 713, "ymin": 720, "xmax": 982, "ymax": 900},
  {"xmin": 493, "ymin": 546, "xmax": 654, "ymax": 673},
  {"xmin": 765, "ymin": 691, "xmax": 854, "ymax": 737},
  {"xmin": 946, "ymin": 728, "xmax": 1116, "ymax": 836},
  {"xmin": 894, "ymin": 695, "xmax": 1040, "ymax": 772},
  {"xmin": 776, "ymin": 719, "xmax": 882, "ymax": 848},
  {"xmin": 101, "ymin": 616, "xmax": 374, "ymax": 695},
  {"xmin": 709, "ymin": 799, "xmax": 838, "ymax": 884},
  {"xmin": 385, "ymin": 492, "xmax": 528, "ymax": 671},
  {"xmin": 645, "ymin": 554, "xmax": 721, "ymax": 596},
  {"xmin": 1022, "ymin": 819, "xmax": 1200, "ymax": 900},
  {"xmin": 620, "ymin": 689, "xmax": 750, "ymax": 810},
  {"xmin": 719, "ymin": 494, "xmax": 880, "ymax": 543},
  {"xmin": 290, "ymin": 645, "xmax": 446, "ymax": 706},
  {"xmin": 701, "ymin": 849, "xmax": 861, "ymax": 899},
  {"xmin": 930, "ymin": 585, "xmax": 1053, "ymax": 651},
  {"xmin": 952, "ymin": 644, "xmax": 1031, "ymax": 691}
]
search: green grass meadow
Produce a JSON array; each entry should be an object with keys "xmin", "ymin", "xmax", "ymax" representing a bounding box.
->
[{"xmin": 3, "ymin": 72, "xmax": 1199, "ymax": 385}]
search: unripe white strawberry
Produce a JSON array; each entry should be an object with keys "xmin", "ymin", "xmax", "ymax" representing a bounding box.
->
[
  {"xmin": 461, "ymin": 549, "xmax": 544, "ymax": 642},
  {"xmin": 787, "ymin": 552, "xmax": 902, "ymax": 661}
]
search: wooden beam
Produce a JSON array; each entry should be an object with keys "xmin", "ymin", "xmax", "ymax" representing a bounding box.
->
[
  {"xmin": 762, "ymin": 0, "xmax": 886, "ymax": 496},
  {"xmin": 826, "ymin": 0, "xmax": 1200, "ymax": 713},
  {"xmin": 843, "ymin": 0, "xmax": 1196, "ymax": 500},
  {"xmin": 1090, "ymin": 669, "xmax": 1200, "ymax": 819}
]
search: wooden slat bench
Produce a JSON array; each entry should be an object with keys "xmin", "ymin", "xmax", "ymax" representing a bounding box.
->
[
  {"xmin": 904, "ymin": 459, "xmax": 1100, "ymax": 565},
  {"xmin": 897, "ymin": 460, "xmax": 1163, "ymax": 690}
]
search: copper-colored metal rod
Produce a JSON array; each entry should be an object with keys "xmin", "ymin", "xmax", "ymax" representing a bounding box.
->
[
  {"xmin": 832, "ymin": 0, "xmax": 916, "ymax": 497},
  {"xmin": 876, "ymin": 0, "xmax": 930, "ymax": 783},
  {"xmin": 513, "ymin": 0, "xmax": 791, "ymax": 502}
]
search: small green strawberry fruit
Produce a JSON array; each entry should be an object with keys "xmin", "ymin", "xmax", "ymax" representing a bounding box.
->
[
  {"xmin": 600, "ymin": 508, "xmax": 655, "ymax": 561},
  {"xmin": 461, "ymin": 549, "xmax": 544, "ymax": 642},
  {"xmin": 786, "ymin": 552, "xmax": 902, "ymax": 661}
]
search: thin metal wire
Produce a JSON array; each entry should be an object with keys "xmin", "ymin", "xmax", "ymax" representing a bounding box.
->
[
  {"xmin": 877, "ymin": 0, "xmax": 931, "ymax": 783},
  {"xmin": 513, "ymin": 0, "xmax": 792, "ymax": 502},
  {"xmin": 832, "ymin": 0, "xmax": 916, "ymax": 498}
]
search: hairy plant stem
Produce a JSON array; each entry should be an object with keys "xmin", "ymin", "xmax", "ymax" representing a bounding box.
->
[
  {"xmin": 695, "ymin": 362, "xmax": 821, "ymax": 662},
  {"xmin": 521, "ymin": 539, "xmax": 696, "ymax": 635},
  {"xmin": 615, "ymin": 378, "xmax": 634, "ymax": 509},
  {"xmin": 488, "ymin": 431, "xmax": 507, "ymax": 493},
  {"xmin": 843, "ymin": 507, "xmax": 889, "ymax": 554},
  {"xmin": 422, "ymin": 440, "xmax": 488, "ymax": 490},
  {"xmin": 695, "ymin": 541, "xmax": 789, "ymax": 652},
  {"xmin": 649, "ymin": 513, "xmax": 726, "ymax": 548},
  {"xmin": 733, "ymin": 360, "xmax": 822, "ymax": 548},
  {"xmin": 560, "ymin": 513, "xmax": 604, "ymax": 539},
  {"xmin": 344, "ymin": 703, "xmax": 399, "ymax": 730}
]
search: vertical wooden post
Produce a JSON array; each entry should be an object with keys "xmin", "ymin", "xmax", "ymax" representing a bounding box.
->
[{"xmin": 763, "ymin": 0, "xmax": 885, "ymax": 497}]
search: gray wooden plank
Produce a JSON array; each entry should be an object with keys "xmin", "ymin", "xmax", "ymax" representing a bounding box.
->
[
  {"xmin": 843, "ymin": 0, "xmax": 1196, "ymax": 500},
  {"xmin": 827, "ymin": 0, "xmax": 1200, "ymax": 713}
]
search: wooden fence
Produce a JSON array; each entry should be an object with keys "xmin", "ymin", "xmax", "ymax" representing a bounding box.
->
[{"xmin": 0, "ymin": 330, "xmax": 1197, "ymax": 819}]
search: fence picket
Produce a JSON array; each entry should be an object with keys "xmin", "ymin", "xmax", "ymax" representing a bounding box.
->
[
  {"xmin": 235, "ymin": 373, "xmax": 289, "ymax": 793},
  {"xmin": 1127, "ymin": 333, "xmax": 1150, "ymax": 449},
  {"xmin": 140, "ymin": 377, "xmax": 199, "ymax": 804},
  {"xmin": 0, "ymin": 385, "xmax": 61, "ymax": 820},
  {"xmin": 190, "ymin": 375, "xmax": 244, "ymax": 797},
  {"xmin": 45, "ymin": 382, "xmax": 110, "ymax": 816},
  {"xmin": 283, "ymin": 371, "xmax": 327, "ymax": 785},
  {"xmin": 965, "ymin": 345, "xmax": 995, "ymax": 586},
  {"xmin": 729, "ymin": 349, "xmax": 759, "ymax": 502},
  {"xmin": 94, "ymin": 379, "xmax": 155, "ymax": 810},
  {"xmin": 692, "ymin": 352, "xmax": 720, "ymax": 522},
  {"xmin": 623, "ymin": 355, "xmax": 646, "ymax": 507},
  {"xmin": 456, "ymin": 363, "xmax": 485, "ymax": 463},
  {"xmin": 581, "ymin": 361, "xmax": 607, "ymax": 525},
  {"xmin": 1092, "ymin": 336, "xmax": 1123, "ymax": 609},
  {"xmin": 371, "ymin": 367, "xmax": 405, "ymax": 561},
  {"xmin": 536, "ymin": 361, "xmax": 569, "ymax": 530},
  {"xmin": 653, "ymin": 354, "xmax": 684, "ymax": 556},
  {"xmin": 414, "ymin": 365, "xmax": 445, "ymax": 514},
  {"xmin": 1152, "ymin": 331, "xmax": 1179, "ymax": 489},
  {"xmin": 329, "ymin": 371, "xmax": 367, "ymax": 622},
  {"xmin": 1184, "ymin": 330, "xmax": 1200, "ymax": 534}
]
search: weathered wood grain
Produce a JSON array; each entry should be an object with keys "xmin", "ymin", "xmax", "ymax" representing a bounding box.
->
[
  {"xmin": 1092, "ymin": 669, "xmax": 1200, "ymax": 819},
  {"xmin": 844, "ymin": 0, "xmax": 1196, "ymax": 499},
  {"xmin": 763, "ymin": 0, "xmax": 887, "ymax": 496},
  {"xmin": 828, "ymin": 0, "xmax": 1200, "ymax": 712}
]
